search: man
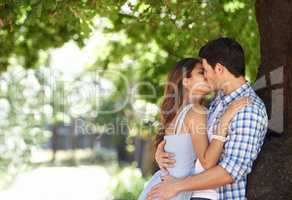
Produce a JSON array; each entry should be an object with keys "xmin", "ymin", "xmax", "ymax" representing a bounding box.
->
[{"xmin": 147, "ymin": 37, "xmax": 268, "ymax": 200}]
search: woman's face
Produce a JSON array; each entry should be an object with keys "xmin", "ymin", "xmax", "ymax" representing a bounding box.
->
[{"xmin": 183, "ymin": 63, "xmax": 212, "ymax": 97}]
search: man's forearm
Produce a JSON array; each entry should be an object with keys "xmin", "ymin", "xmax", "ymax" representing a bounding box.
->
[{"xmin": 176, "ymin": 165, "xmax": 234, "ymax": 192}]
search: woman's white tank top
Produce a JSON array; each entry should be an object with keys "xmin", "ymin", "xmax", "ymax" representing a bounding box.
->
[{"xmin": 191, "ymin": 101, "xmax": 224, "ymax": 200}]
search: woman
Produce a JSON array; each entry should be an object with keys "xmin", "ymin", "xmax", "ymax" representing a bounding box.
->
[{"xmin": 138, "ymin": 58, "xmax": 248, "ymax": 200}]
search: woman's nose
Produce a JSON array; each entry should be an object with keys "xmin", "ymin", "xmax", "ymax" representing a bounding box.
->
[{"xmin": 203, "ymin": 75, "xmax": 208, "ymax": 81}]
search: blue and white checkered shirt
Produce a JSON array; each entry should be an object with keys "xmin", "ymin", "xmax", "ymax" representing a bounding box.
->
[{"xmin": 207, "ymin": 82, "xmax": 268, "ymax": 200}]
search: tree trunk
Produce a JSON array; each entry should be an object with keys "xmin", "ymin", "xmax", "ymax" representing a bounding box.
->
[
  {"xmin": 247, "ymin": 1, "xmax": 292, "ymax": 199},
  {"xmin": 51, "ymin": 124, "xmax": 58, "ymax": 162}
]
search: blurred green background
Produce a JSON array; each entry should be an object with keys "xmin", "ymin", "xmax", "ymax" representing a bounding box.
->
[{"xmin": 0, "ymin": 1, "xmax": 260, "ymax": 199}]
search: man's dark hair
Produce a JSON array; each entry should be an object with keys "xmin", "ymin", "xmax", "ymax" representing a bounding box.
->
[{"xmin": 199, "ymin": 37, "xmax": 245, "ymax": 77}]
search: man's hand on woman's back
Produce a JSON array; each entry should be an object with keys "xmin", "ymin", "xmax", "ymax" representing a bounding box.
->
[{"xmin": 155, "ymin": 140, "xmax": 176, "ymax": 172}]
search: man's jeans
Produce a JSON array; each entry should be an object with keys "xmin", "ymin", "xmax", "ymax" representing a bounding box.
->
[{"xmin": 190, "ymin": 198, "xmax": 211, "ymax": 200}]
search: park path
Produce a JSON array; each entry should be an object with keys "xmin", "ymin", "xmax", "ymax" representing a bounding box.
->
[{"xmin": 0, "ymin": 166, "xmax": 112, "ymax": 200}]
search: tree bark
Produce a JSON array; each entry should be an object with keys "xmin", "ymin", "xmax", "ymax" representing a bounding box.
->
[{"xmin": 247, "ymin": 1, "xmax": 292, "ymax": 199}]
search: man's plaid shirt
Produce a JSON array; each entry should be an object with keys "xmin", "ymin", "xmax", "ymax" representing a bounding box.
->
[{"xmin": 207, "ymin": 82, "xmax": 268, "ymax": 200}]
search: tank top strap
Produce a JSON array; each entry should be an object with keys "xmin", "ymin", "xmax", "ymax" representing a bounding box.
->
[
  {"xmin": 172, "ymin": 109, "xmax": 184, "ymax": 134},
  {"xmin": 174, "ymin": 104, "xmax": 193, "ymax": 135}
]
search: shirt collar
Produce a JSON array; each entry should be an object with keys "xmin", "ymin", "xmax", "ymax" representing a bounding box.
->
[{"xmin": 218, "ymin": 81, "xmax": 251, "ymax": 106}]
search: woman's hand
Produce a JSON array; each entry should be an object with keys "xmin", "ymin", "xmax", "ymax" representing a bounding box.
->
[
  {"xmin": 217, "ymin": 96, "xmax": 250, "ymax": 137},
  {"xmin": 155, "ymin": 140, "xmax": 176, "ymax": 172}
]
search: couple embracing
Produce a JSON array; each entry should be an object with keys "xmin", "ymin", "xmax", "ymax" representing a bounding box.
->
[{"xmin": 138, "ymin": 37, "xmax": 268, "ymax": 200}]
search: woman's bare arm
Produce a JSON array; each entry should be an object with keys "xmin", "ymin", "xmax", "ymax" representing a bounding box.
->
[
  {"xmin": 186, "ymin": 107, "xmax": 224, "ymax": 169},
  {"xmin": 187, "ymin": 97, "xmax": 250, "ymax": 169}
]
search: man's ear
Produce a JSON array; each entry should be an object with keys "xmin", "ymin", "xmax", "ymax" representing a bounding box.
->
[{"xmin": 214, "ymin": 63, "xmax": 224, "ymax": 74}]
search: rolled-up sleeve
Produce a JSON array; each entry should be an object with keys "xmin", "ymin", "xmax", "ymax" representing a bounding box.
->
[{"xmin": 219, "ymin": 106, "xmax": 267, "ymax": 182}]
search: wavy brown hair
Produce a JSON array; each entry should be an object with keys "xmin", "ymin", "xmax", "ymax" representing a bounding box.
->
[{"xmin": 155, "ymin": 58, "xmax": 201, "ymax": 147}]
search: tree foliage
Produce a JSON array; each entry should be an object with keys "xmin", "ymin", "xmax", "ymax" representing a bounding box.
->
[{"xmin": 0, "ymin": 1, "xmax": 259, "ymax": 93}]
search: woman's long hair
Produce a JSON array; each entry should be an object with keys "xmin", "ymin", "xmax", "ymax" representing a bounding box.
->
[{"xmin": 155, "ymin": 58, "xmax": 201, "ymax": 148}]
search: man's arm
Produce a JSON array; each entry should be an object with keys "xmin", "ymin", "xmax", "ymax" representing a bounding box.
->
[
  {"xmin": 176, "ymin": 165, "xmax": 233, "ymax": 192},
  {"xmin": 146, "ymin": 166, "xmax": 233, "ymax": 200}
]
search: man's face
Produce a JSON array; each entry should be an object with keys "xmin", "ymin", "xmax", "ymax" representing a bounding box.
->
[{"xmin": 201, "ymin": 59, "xmax": 218, "ymax": 90}]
